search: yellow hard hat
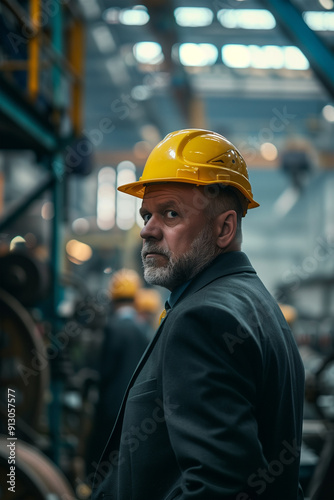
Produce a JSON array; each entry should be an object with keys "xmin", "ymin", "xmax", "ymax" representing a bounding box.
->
[
  {"xmin": 135, "ymin": 288, "xmax": 162, "ymax": 314},
  {"xmin": 279, "ymin": 303, "xmax": 298, "ymax": 325},
  {"xmin": 118, "ymin": 129, "xmax": 259, "ymax": 215},
  {"xmin": 109, "ymin": 268, "xmax": 141, "ymax": 301}
]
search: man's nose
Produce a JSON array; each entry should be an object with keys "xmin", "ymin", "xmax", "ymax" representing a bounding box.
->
[{"xmin": 140, "ymin": 215, "xmax": 162, "ymax": 240}]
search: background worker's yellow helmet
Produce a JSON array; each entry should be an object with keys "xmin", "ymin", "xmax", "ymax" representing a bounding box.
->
[
  {"xmin": 109, "ymin": 268, "xmax": 141, "ymax": 301},
  {"xmin": 135, "ymin": 288, "xmax": 162, "ymax": 315},
  {"xmin": 279, "ymin": 303, "xmax": 298, "ymax": 325},
  {"xmin": 118, "ymin": 129, "xmax": 259, "ymax": 216}
]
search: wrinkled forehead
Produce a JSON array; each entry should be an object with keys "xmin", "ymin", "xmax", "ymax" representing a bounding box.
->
[
  {"xmin": 143, "ymin": 182, "xmax": 205, "ymax": 206},
  {"xmin": 142, "ymin": 182, "xmax": 211, "ymax": 215}
]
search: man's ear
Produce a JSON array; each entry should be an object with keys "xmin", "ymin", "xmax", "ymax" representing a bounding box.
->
[{"xmin": 215, "ymin": 210, "xmax": 237, "ymax": 250}]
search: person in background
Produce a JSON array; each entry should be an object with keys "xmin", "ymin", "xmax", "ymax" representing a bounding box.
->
[
  {"xmin": 135, "ymin": 287, "xmax": 163, "ymax": 339},
  {"xmin": 85, "ymin": 268, "xmax": 149, "ymax": 485},
  {"xmin": 91, "ymin": 129, "xmax": 305, "ymax": 500}
]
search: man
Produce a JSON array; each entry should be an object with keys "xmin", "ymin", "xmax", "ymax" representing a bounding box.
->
[
  {"xmin": 91, "ymin": 129, "xmax": 305, "ymax": 500},
  {"xmin": 86, "ymin": 269, "xmax": 149, "ymax": 483},
  {"xmin": 135, "ymin": 287, "xmax": 163, "ymax": 336}
]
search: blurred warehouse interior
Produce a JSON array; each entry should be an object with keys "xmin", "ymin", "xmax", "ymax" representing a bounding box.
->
[{"xmin": 1, "ymin": 0, "xmax": 334, "ymax": 498}]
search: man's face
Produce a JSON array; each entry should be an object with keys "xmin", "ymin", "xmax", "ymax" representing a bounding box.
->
[{"xmin": 139, "ymin": 183, "xmax": 218, "ymax": 290}]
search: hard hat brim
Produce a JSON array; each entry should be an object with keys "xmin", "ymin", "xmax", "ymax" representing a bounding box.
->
[{"xmin": 117, "ymin": 178, "xmax": 260, "ymax": 211}]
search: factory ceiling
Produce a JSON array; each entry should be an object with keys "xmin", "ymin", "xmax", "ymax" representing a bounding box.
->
[{"xmin": 79, "ymin": 0, "xmax": 334, "ymax": 169}]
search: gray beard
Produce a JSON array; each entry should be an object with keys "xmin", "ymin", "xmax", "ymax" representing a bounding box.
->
[{"xmin": 141, "ymin": 224, "xmax": 219, "ymax": 290}]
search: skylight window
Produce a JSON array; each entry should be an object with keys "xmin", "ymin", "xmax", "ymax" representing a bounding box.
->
[
  {"xmin": 303, "ymin": 11, "xmax": 334, "ymax": 31},
  {"xmin": 222, "ymin": 44, "xmax": 309, "ymax": 70},
  {"xmin": 103, "ymin": 5, "xmax": 149, "ymax": 25},
  {"xmin": 133, "ymin": 42, "xmax": 164, "ymax": 64},
  {"xmin": 103, "ymin": 7, "xmax": 120, "ymax": 23},
  {"xmin": 97, "ymin": 167, "xmax": 116, "ymax": 231},
  {"xmin": 120, "ymin": 6, "xmax": 150, "ymax": 26},
  {"xmin": 179, "ymin": 43, "xmax": 218, "ymax": 67},
  {"xmin": 248, "ymin": 45, "xmax": 284, "ymax": 69},
  {"xmin": 217, "ymin": 9, "xmax": 276, "ymax": 30},
  {"xmin": 174, "ymin": 7, "xmax": 214, "ymax": 27},
  {"xmin": 221, "ymin": 44, "xmax": 250, "ymax": 68},
  {"xmin": 116, "ymin": 162, "xmax": 137, "ymax": 230},
  {"xmin": 284, "ymin": 46, "xmax": 309, "ymax": 70}
]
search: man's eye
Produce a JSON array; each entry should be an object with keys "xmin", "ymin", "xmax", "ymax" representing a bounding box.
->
[
  {"xmin": 166, "ymin": 210, "xmax": 178, "ymax": 219},
  {"xmin": 142, "ymin": 214, "xmax": 151, "ymax": 224}
]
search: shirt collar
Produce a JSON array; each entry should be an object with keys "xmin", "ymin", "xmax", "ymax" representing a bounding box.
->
[{"xmin": 168, "ymin": 279, "xmax": 192, "ymax": 308}]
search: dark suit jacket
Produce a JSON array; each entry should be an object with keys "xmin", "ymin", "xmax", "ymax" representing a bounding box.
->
[{"xmin": 91, "ymin": 252, "xmax": 305, "ymax": 500}]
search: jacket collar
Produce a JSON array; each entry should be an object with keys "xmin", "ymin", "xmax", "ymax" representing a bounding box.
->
[{"xmin": 173, "ymin": 251, "xmax": 256, "ymax": 308}]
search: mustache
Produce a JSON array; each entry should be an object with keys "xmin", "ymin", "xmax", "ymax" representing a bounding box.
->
[{"xmin": 141, "ymin": 243, "xmax": 171, "ymax": 259}]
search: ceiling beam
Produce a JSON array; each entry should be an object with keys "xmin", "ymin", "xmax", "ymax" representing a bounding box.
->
[
  {"xmin": 262, "ymin": 0, "xmax": 334, "ymax": 98},
  {"xmin": 141, "ymin": 0, "xmax": 193, "ymax": 123}
]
